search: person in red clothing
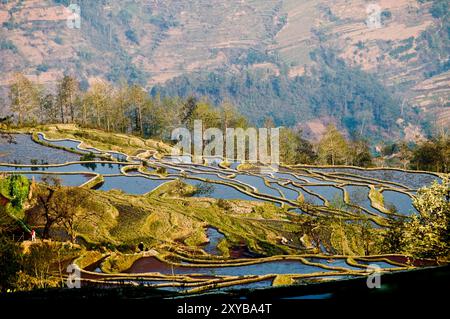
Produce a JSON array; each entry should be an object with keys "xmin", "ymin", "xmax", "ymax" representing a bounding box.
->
[{"xmin": 31, "ymin": 229, "xmax": 36, "ymax": 242}]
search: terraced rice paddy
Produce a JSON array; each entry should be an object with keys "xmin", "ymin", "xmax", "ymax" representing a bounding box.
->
[
  {"xmin": 21, "ymin": 173, "xmax": 94, "ymax": 187},
  {"xmin": 0, "ymin": 134, "xmax": 79, "ymax": 164},
  {"xmin": 97, "ymin": 175, "xmax": 173, "ymax": 195},
  {"xmin": 308, "ymin": 166, "xmax": 441, "ymax": 190},
  {"xmin": 379, "ymin": 190, "xmax": 417, "ymax": 215},
  {"xmin": 128, "ymin": 257, "xmax": 342, "ymax": 276},
  {"xmin": 202, "ymin": 227, "xmax": 225, "ymax": 256},
  {"xmin": 0, "ymin": 163, "xmax": 125, "ymax": 174},
  {"xmin": 1, "ymin": 132, "xmax": 443, "ymax": 294}
]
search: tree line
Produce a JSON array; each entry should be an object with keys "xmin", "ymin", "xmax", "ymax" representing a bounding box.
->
[
  {"xmin": 5, "ymin": 73, "xmax": 449, "ymax": 172},
  {"xmin": 6, "ymin": 72, "xmax": 369, "ymax": 166},
  {"xmin": 7, "ymin": 73, "xmax": 248, "ymax": 140}
]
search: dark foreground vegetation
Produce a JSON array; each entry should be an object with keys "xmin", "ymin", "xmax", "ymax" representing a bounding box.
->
[{"xmin": 1, "ymin": 264, "xmax": 449, "ymax": 303}]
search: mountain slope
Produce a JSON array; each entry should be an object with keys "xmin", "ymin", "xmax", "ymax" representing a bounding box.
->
[{"xmin": 0, "ymin": 0, "xmax": 448, "ymax": 139}]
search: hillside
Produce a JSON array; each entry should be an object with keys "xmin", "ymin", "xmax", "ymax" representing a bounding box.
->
[{"xmin": 0, "ymin": 0, "xmax": 448, "ymax": 140}]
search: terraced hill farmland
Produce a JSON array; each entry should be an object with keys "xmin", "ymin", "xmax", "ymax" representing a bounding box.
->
[{"xmin": 1, "ymin": 125, "xmax": 446, "ymax": 294}]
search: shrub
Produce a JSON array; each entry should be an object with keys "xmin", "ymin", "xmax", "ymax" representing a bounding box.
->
[
  {"xmin": 402, "ymin": 177, "xmax": 450, "ymax": 259},
  {"xmin": 0, "ymin": 236, "xmax": 22, "ymax": 292},
  {"xmin": 0, "ymin": 175, "xmax": 30, "ymax": 212}
]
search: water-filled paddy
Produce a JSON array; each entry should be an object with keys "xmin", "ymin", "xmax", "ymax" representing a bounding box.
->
[
  {"xmin": 203, "ymin": 227, "xmax": 225, "ymax": 255},
  {"xmin": 353, "ymin": 259, "xmax": 399, "ymax": 269},
  {"xmin": 0, "ymin": 163, "xmax": 126, "ymax": 175},
  {"xmin": 17, "ymin": 173, "xmax": 93, "ymax": 187},
  {"xmin": 382, "ymin": 190, "xmax": 418, "ymax": 215},
  {"xmin": 310, "ymin": 167, "xmax": 440, "ymax": 189},
  {"xmin": 183, "ymin": 178, "xmax": 267, "ymax": 202},
  {"xmin": 345, "ymin": 185, "xmax": 382, "ymax": 214},
  {"xmin": 269, "ymin": 183, "xmax": 299, "ymax": 201},
  {"xmin": 306, "ymin": 258, "xmax": 361, "ymax": 271},
  {"xmin": 220, "ymin": 278, "xmax": 274, "ymax": 291},
  {"xmin": 185, "ymin": 165, "xmax": 232, "ymax": 175},
  {"xmin": 163, "ymin": 155, "xmax": 192, "ymax": 163},
  {"xmin": 184, "ymin": 173, "xmax": 229, "ymax": 183},
  {"xmin": 271, "ymin": 172, "xmax": 309, "ymax": 184},
  {"xmin": 38, "ymin": 133, "xmax": 81, "ymax": 149},
  {"xmin": 284, "ymin": 293, "xmax": 333, "ymax": 300},
  {"xmin": 37, "ymin": 133, "xmax": 102, "ymax": 154},
  {"xmin": 157, "ymin": 165, "xmax": 183, "ymax": 175},
  {"xmin": 2, "ymin": 134, "xmax": 426, "ymax": 220},
  {"xmin": 304, "ymin": 186, "xmax": 344, "ymax": 203},
  {"xmin": 127, "ymin": 257, "xmax": 338, "ymax": 276},
  {"xmin": 229, "ymin": 162, "xmax": 240, "ymax": 170},
  {"xmin": 97, "ymin": 176, "xmax": 172, "ymax": 195},
  {"xmin": 204, "ymin": 157, "xmax": 222, "ymax": 166},
  {"xmin": 0, "ymin": 134, "xmax": 79, "ymax": 164},
  {"xmin": 233, "ymin": 174, "xmax": 281, "ymax": 197},
  {"xmin": 297, "ymin": 189, "xmax": 325, "ymax": 206}
]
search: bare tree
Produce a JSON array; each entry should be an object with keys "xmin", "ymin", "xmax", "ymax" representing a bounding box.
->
[{"xmin": 34, "ymin": 178, "xmax": 100, "ymax": 242}]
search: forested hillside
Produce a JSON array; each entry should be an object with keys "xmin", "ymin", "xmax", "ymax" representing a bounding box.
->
[
  {"xmin": 0, "ymin": 0, "xmax": 448, "ymax": 141},
  {"xmin": 151, "ymin": 49, "xmax": 403, "ymax": 140}
]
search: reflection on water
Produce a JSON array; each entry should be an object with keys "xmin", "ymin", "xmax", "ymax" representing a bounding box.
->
[
  {"xmin": 204, "ymin": 157, "xmax": 223, "ymax": 167},
  {"xmin": 229, "ymin": 162, "xmax": 240, "ymax": 170},
  {"xmin": 2, "ymin": 134, "xmax": 429, "ymax": 225},
  {"xmin": 220, "ymin": 278, "xmax": 273, "ymax": 291},
  {"xmin": 382, "ymin": 190, "xmax": 418, "ymax": 215},
  {"xmin": 269, "ymin": 183, "xmax": 299, "ymax": 201},
  {"xmin": 0, "ymin": 134, "xmax": 79, "ymax": 164},
  {"xmin": 108, "ymin": 151, "xmax": 128, "ymax": 162},
  {"xmin": 345, "ymin": 185, "xmax": 382, "ymax": 214},
  {"xmin": 306, "ymin": 258, "xmax": 361, "ymax": 271},
  {"xmin": 127, "ymin": 257, "xmax": 338, "ymax": 276},
  {"xmin": 203, "ymin": 227, "xmax": 225, "ymax": 255},
  {"xmin": 353, "ymin": 259, "xmax": 398, "ymax": 269},
  {"xmin": 284, "ymin": 293, "xmax": 333, "ymax": 300},
  {"xmin": 304, "ymin": 186, "xmax": 344, "ymax": 203},
  {"xmin": 2, "ymin": 133, "xmax": 431, "ymax": 294},
  {"xmin": 233, "ymin": 174, "xmax": 280, "ymax": 198},
  {"xmin": 297, "ymin": 189, "xmax": 325, "ymax": 206},
  {"xmin": 186, "ymin": 173, "xmax": 228, "ymax": 182}
]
